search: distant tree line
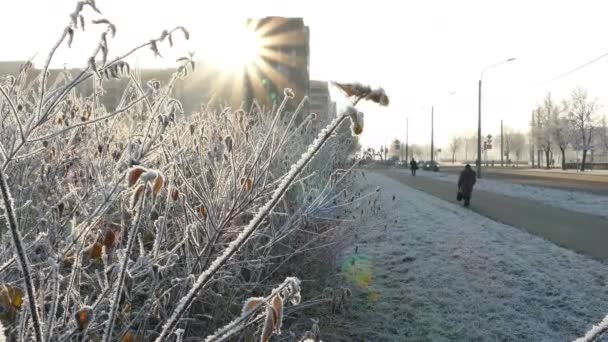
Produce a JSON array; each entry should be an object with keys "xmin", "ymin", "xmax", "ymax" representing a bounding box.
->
[{"xmin": 442, "ymin": 87, "xmax": 608, "ymax": 171}]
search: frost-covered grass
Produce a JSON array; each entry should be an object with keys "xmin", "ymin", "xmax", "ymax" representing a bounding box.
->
[
  {"xmin": 336, "ymin": 171, "xmax": 608, "ymax": 341},
  {"xmin": 418, "ymin": 171, "xmax": 608, "ymax": 219}
]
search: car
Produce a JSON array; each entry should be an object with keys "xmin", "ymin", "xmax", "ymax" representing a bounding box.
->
[{"xmin": 422, "ymin": 160, "xmax": 440, "ymax": 172}]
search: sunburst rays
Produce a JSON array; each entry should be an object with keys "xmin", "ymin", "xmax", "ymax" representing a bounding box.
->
[{"xmin": 184, "ymin": 17, "xmax": 308, "ymax": 110}]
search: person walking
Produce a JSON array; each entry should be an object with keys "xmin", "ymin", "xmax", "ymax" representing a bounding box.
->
[
  {"xmin": 457, "ymin": 164, "xmax": 477, "ymax": 207},
  {"xmin": 409, "ymin": 158, "xmax": 418, "ymax": 176}
]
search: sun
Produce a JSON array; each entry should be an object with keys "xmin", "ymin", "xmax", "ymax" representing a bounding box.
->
[{"xmin": 211, "ymin": 26, "xmax": 262, "ymax": 72}]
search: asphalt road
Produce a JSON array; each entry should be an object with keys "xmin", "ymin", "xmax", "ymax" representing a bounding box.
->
[
  {"xmin": 441, "ymin": 166, "xmax": 608, "ymax": 195},
  {"xmin": 377, "ymin": 169, "xmax": 608, "ymax": 261}
]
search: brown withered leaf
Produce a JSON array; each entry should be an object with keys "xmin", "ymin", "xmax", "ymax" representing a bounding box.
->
[
  {"xmin": 241, "ymin": 178, "xmax": 253, "ymax": 193},
  {"xmin": 271, "ymin": 295, "xmax": 284, "ymax": 334},
  {"xmin": 88, "ymin": 243, "xmax": 103, "ymax": 261},
  {"xmin": 260, "ymin": 306, "xmax": 275, "ymax": 342},
  {"xmin": 241, "ymin": 297, "xmax": 264, "ymax": 316},
  {"xmin": 75, "ymin": 306, "xmax": 94, "ymax": 331},
  {"xmin": 171, "ymin": 189, "xmax": 179, "ymax": 201},
  {"xmin": 127, "ymin": 166, "xmax": 147, "ymax": 187},
  {"xmin": 102, "ymin": 229, "xmax": 116, "ymax": 248},
  {"xmin": 332, "ymin": 82, "xmax": 371, "ymax": 99},
  {"xmin": 152, "ymin": 174, "xmax": 164, "ymax": 195},
  {"xmin": 197, "ymin": 205, "xmax": 207, "ymax": 219}
]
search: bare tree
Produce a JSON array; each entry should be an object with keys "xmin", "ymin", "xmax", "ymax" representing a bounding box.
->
[
  {"xmin": 448, "ymin": 136, "xmax": 463, "ymax": 164},
  {"xmin": 553, "ymin": 99, "xmax": 572, "ymax": 170},
  {"xmin": 503, "ymin": 129, "xmax": 526, "ymax": 166},
  {"xmin": 534, "ymin": 93, "xmax": 560, "ymax": 169},
  {"xmin": 601, "ymin": 116, "xmax": 608, "ymax": 151},
  {"xmin": 503, "ymin": 127, "xmax": 513, "ymax": 163},
  {"xmin": 568, "ymin": 87, "xmax": 600, "ymax": 171},
  {"xmin": 511, "ymin": 132, "xmax": 527, "ymax": 165}
]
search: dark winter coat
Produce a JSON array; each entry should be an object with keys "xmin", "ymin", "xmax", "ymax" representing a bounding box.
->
[
  {"xmin": 410, "ymin": 160, "xmax": 418, "ymax": 170},
  {"xmin": 458, "ymin": 167, "xmax": 477, "ymax": 197}
]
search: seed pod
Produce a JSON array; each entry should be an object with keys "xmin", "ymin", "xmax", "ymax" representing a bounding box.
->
[{"xmin": 284, "ymin": 88, "xmax": 295, "ymax": 99}]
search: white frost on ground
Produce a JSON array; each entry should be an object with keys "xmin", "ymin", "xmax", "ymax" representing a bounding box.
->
[
  {"xmin": 339, "ymin": 171, "xmax": 608, "ymax": 341},
  {"xmin": 417, "ymin": 170, "xmax": 608, "ymax": 219}
]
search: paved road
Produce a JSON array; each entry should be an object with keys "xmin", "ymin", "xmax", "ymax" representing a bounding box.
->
[
  {"xmin": 441, "ymin": 166, "xmax": 608, "ymax": 195},
  {"xmin": 377, "ymin": 169, "xmax": 608, "ymax": 261}
]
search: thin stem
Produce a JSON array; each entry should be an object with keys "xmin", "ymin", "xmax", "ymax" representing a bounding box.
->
[
  {"xmin": 102, "ymin": 187, "xmax": 147, "ymax": 342},
  {"xmin": 0, "ymin": 167, "xmax": 43, "ymax": 342},
  {"xmin": 38, "ymin": 28, "xmax": 69, "ymax": 119},
  {"xmin": 0, "ymin": 86, "xmax": 26, "ymax": 142},
  {"xmin": 28, "ymin": 95, "xmax": 148, "ymax": 143}
]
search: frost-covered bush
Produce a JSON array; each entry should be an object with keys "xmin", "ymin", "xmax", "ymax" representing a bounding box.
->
[{"xmin": 0, "ymin": 2, "xmax": 388, "ymax": 341}]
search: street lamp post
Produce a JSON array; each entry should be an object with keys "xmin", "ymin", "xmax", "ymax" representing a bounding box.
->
[
  {"xmin": 431, "ymin": 106, "xmax": 434, "ymax": 163},
  {"xmin": 405, "ymin": 117, "xmax": 409, "ymax": 162},
  {"xmin": 500, "ymin": 119, "xmax": 504, "ymax": 167},
  {"xmin": 477, "ymin": 57, "xmax": 516, "ymax": 178}
]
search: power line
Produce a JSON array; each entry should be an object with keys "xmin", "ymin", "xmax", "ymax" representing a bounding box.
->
[{"xmin": 541, "ymin": 50, "xmax": 608, "ymax": 84}]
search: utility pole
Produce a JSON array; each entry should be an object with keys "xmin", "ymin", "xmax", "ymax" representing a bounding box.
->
[
  {"xmin": 477, "ymin": 79, "xmax": 482, "ymax": 177},
  {"xmin": 431, "ymin": 106, "xmax": 435, "ymax": 163},
  {"xmin": 531, "ymin": 110, "xmax": 535, "ymax": 168},
  {"xmin": 477, "ymin": 58, "xmax": 515, "ymax": 178},
  {"xmin": 500, "ymin": 120, "xmax": 504, "ymax": 167},
  {"xmin": 405, "ymin": 117, "xmax": 409, "ymax": 161}
]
